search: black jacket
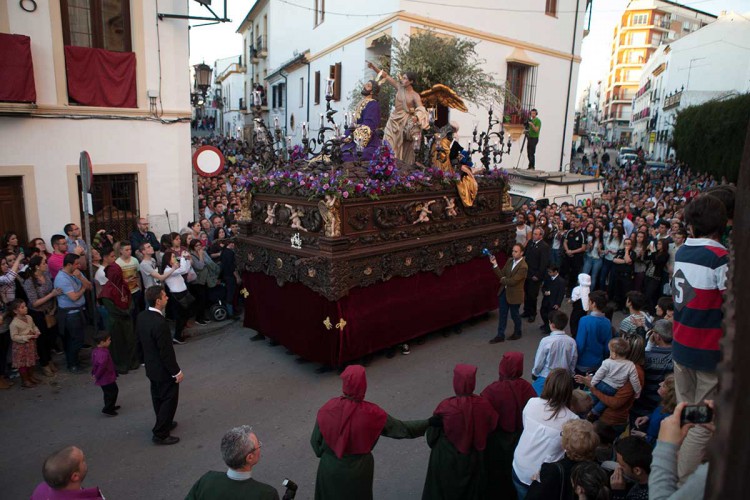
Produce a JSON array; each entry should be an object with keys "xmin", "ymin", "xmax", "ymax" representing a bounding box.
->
[
  {"xmin": 137, "ymin": 309, "xmax": 180, "ymax": 382},
  {"xmin": 541, "ymin": 275, "xmax": 567, "ymax": 308},
  {"xmin": 524, "ymin": 239, "xmax": 551, "ymax": 280}
]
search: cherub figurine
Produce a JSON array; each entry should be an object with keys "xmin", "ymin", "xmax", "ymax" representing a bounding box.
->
[
  {"xmin": 413, "ymin": 200, "xmax": 436, "ymax": 224},
  {"xmin": 264, "ymin": 203, "xmax": 278, "ymax": 224},
  {"xmin": 286, "ymin": 204, "xmax": 307, "ymax": 232},
  {"xmin": 443, "ymin": 196, "xmax": 457, "ymax": 217}
]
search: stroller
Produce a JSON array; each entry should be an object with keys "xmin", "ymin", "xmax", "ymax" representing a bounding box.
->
[{"xmin": 206, "ymin": 282, "xmax": 230, "ymax": 322}]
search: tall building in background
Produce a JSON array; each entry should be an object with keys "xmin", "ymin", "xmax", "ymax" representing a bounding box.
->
[{"xmin": 600, "ymin": 0, "xmax": 715, "ymax": 144}]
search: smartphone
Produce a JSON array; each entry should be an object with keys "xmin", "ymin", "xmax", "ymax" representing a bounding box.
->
[{"xmin": 680, "ymin": 404, "xmax": 713, "ymax": 426}]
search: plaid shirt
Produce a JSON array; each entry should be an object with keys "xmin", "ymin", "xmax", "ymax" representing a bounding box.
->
[{"xmin": 0, "ymin": 270, "xmax": 18, "ymax": 304}]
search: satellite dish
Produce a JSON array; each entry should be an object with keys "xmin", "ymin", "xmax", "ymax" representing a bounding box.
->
[{"xmin": 192, "ymin": 145, "xmax": 225, "ymax": 177}]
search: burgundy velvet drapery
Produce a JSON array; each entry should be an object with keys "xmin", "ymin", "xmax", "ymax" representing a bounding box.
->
[
  {"xmin": 64, "ymin": 45, "xmax": 136, "ymax": 108},
  {"xmin": 243, "ymin": 254, "xmax": 507, "ymax": 366},
  {"xmin": 0, "ymin": 33, "xmax": 36, "ymax": 103}
]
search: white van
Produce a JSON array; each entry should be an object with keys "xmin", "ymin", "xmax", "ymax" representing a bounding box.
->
[{"xmin": 507, "ymin": 170, "xmax": 604, "ymax": 210}]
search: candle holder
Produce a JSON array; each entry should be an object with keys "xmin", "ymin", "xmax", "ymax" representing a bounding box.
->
[
  {"xmin": 469, "ymin": 106, "xmax": 513, "ymax": 171},
  {"xmin": 301, "ymin": 95, "xmax": 344, "ymax": 166}
]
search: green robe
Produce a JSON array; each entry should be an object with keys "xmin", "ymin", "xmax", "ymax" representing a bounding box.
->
[
  {"xmin": 311, "ymin": 414, "xmax": 428, "ymax": 500},
  {"xmin": 421, "ymin": 427, "xmax": 487, "ymax": 500},
  {"xmin": 185, "ymin": 471, "xmax": 280, "ymax": 500},
  {"xmin": 101, "ymin": 298, "xmax": 137, "ymax": 372},
  {"xmin": 483, "ymin": 428, "xmax": 522, "ymax": 500}
]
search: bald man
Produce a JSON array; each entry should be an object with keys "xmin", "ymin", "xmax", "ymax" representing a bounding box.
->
[{"xmin": 31, "ymin": 446, "xmax": 104, "ymax": 499}]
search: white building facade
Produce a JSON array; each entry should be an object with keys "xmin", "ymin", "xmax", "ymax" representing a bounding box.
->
[
  {"xmin": 237, "ymin": 0, "xmax": 590, "ymax": 172},
  {"xmin": 631, "ymin": 11, "xmax": 750, "ymax": 159},
  {"xmin": 213, "ymin": 55, "xmax": 246, "ymax": 139},
  {"xmin": 0, "ymin": 0, "xmax": 192, "ymax": 243}
]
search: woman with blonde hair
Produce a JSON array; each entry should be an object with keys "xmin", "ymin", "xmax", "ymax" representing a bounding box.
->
[{"xmin": 526, "ymin": 419, "xmax": 601, "ymax": 499}]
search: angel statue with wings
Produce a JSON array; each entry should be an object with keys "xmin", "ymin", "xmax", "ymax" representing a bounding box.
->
[{"xmin": 342, "ymin": 80, "xmax": 383, "ymax": 162}]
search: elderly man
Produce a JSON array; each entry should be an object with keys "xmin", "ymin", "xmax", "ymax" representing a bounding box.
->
[
  {"xmin": 31, "ymin": 446, "xmax": 104, "ymax": 499},
  {"xmin": 186, "ymin": 425, "xmax": 279, "ymax": 499}
]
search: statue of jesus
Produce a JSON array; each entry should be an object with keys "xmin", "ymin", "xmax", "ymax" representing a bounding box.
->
[{"xmin": 367, "ymin": 61, "xmax": 429, "ymax": 165}]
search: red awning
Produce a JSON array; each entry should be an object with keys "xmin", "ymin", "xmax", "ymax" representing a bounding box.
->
[
  {"xmin": 0, "ymin": 33, "xmax": 36, "ymax": 103},
  {"xmin": 64, "ymin": 45, "xmax": 137, "ymax": 108}
]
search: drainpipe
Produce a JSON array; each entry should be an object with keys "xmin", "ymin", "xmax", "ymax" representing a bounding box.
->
[
  {"xmin": 305, "ymin": 60, "xmax": 311, "ymax": 127},
  {"xmin": 281, "ymin": 71, "xmax": 288, "ymax": 136},
  {"xmin": 560, "ymin": 0, "xmax": 582, "ymax": 172}
]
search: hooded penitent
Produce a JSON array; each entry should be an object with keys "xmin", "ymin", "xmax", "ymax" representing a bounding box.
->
[
  {"xmin": 100, "ymin": 263, "xmax": 130, "ymax": 310},
  {"xmin": 480, "ymin": 352, "xmax": 537, "ymax": 433},
  {"xmin": 433, "ymin": 364, "xmax": 498, "ymax": 454},
  {"xmin": 316, "ymin": 365, "xmax": 388, "ymax": 459}
]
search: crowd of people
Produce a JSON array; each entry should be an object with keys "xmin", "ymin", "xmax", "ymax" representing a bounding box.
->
[
  {"xmin": 0, "ymin": 214, "xmax": 241, "ymax": 392},
  {"xmin": 16, "ymin": 141, "xmax": 734, "ymax": 499}
]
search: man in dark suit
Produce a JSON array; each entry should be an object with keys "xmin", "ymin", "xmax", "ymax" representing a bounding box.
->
[
  {"xmin": 539, "ymin": 265, "xmax": 567, "ymax": 334},
  {"xmin": 521, "ymin": 227, "xmax": 551, "ymax": 323},
  {"xmin": 137, "ymin": 285, "xmax": 184, "ymax": 445},
  {"xmin": 488, "ymin": 243, "xmax": 528, "ymax": 343}
]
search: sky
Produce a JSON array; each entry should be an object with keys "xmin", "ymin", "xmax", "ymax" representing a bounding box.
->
[{"xmin": 187, "ymin": 0, "xmax": 749, "ymax": 102}]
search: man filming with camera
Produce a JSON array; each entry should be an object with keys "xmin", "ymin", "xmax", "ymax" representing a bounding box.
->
[{"xmin": 526, "ymin": 108, "xmax": 541, "ymax": 170}]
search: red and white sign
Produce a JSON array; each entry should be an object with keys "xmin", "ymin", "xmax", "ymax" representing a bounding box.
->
[{"xmin": 192, "ymin": 145, "xmax": 225, "ymax": 177}]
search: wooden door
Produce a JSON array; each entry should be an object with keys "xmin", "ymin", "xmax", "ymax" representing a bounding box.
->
[{"xmin": 0, "ymin": 176, "xmax": 28, "ymax": 244}]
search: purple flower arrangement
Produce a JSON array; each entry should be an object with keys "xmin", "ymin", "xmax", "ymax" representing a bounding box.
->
[{"xmin": 239, "ymin": 140, "xmax": 506, "ymax": 201}]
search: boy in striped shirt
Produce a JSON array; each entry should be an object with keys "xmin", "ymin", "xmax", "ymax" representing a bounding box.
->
[{"xmin": 671, "ymin": 194, "xmax": 728, "ymax": 481}]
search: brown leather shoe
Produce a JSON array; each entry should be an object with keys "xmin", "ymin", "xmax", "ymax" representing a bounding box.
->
[
  {"xmin": 42, "ymin": 366, "xmax": 55, "ymax": 377},
  {"xmin": 0, "ymin": 376, "xmax": 13, "ymax": 389}
]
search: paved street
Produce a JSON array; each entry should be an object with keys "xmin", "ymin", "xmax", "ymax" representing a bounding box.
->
[{"xmin": 1, "ymin": 303, "xmax": 621, "ymax": 499}]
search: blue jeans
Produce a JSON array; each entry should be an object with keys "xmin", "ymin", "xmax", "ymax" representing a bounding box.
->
[
  {"xmin": 532, "ymin": 376, "xmax": 546, "ymax": 396},
  {"xmin": 496, "ymin": 290, "xmax": 521, "ymax": 340},
  {"xmin": 592, "ymin": 380, "xmax": 618, "ymax": 415},
  {"xmin": 582, "ymin": 256, "xmax": 603, "ymax": 291},
  {"xmin": 512, "ymin": 468, "xmax": 529, "ymax": 500},
  {"xmin": 550, "ymin": 247, "xmax": 561, "ymax": 267},
  {"xmin": 61, "ymin": 310, "xmax": 86, "ymax": 369}
]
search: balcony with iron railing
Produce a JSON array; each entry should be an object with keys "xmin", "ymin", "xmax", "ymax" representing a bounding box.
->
[{"xmin": 255, "ymin": 35, "xmax": 267, "ymax": 56}]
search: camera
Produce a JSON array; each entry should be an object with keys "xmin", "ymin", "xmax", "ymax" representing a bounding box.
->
[
  {"xmin": 282, "ymin": 478, "xmax": 298, "ymax": 500},
  {"xmin": 680, "ymin": 404, "xmax": 713, "ymax": 426}
]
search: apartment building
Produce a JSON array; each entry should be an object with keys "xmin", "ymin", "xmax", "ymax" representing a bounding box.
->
[{"xmin": 600, "ymin": 0, "xmax": 716, "ymax": 144}]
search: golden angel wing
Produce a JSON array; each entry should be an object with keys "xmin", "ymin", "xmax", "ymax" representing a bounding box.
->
[{"xmin": 420, "ymin": 84, "xmax": 468, "ymax": 113}]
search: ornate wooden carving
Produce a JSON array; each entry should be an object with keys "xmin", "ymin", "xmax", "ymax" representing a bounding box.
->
[{"xmin": 238, "ymin": 180, "xmax": 514, "ymax": 301}]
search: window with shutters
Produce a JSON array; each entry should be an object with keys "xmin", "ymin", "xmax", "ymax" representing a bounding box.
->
[
  {"xmin": 314, "ymin": 71, "xmax": 321, "ymax": 104},
  {"xmin": 545, "ymin": 0, "xmax": 557, "ymax": 17},
  {"xmin": 329, "ymin": 63, "xmax": 341, "ymax": 101}
]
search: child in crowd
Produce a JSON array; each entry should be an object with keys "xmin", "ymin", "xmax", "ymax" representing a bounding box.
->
[
  {"xmin": 8, "ymin": 299, "xmax": 41, "ymax": 388},
  {"xmin": 633, "ymin": 374, "xmax": 676, "ymax": 446},
  {"xmin": 589, "ymin": 338, "xmax": 642, "ymax": 418},
  {"xmin": 91, "ymin": 331, "xmax": 119, "ymax": 416}
]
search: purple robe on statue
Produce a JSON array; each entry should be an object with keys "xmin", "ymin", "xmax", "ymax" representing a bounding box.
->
[{"xmin": 342, "ymin": 98, "xmax": 382, "ymax": 162}]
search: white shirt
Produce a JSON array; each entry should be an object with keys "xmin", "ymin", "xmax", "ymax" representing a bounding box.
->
[
  {"xmin": 532, "ymin": 330, "xmax": 578, "ymax": 378},
  {"xmin": 592, "ymin": 358, "xmax": 642, "ymax": 397},
  {"xmin": 94, "ymin": 266, "xmax": 108, "ymax": 286},
  {"xmin": 148, "ymin": 306, "xmax": 165, "ymax": 317},
  {"xmin": 163, "ymin": 257, "xmax": 191, "ymax": 293},
  {"xmin": 511, "ymin": 258, "xmax": 522, "ymax": 272},
  {"xmin": 513, "ymin": 398, "xmax": 579, "ymax": 485}
]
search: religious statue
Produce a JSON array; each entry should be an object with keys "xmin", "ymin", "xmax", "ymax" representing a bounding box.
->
[
  {"xmin": 342, "ymin": 80, "xmax": 382, "ymax": 162},
  {"xmin": 443, "ymin": 196, "xmax": 458, "ymax": 218},
  {"xmin": 413, "ymin": 200, "xmax": 436, "ymax": 224},
  {"xmin": 286, "ymin": 204, "xmax": 307, "ymax": 232},
  {"xmin": 264, "ymin": 203, "xmax": 278, "ymax": 225},
  {"xmin": 318, "ymin": 195, "xmax": 341, "ymax": 237},
  {"xmin": 367, "ymin": 61, "xmax": 429, "ymax": 165}
]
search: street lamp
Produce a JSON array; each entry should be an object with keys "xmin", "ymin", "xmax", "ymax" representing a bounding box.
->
[{"xmin": 191, "ymin": 62, "xmax": 213, "ymax": 107}]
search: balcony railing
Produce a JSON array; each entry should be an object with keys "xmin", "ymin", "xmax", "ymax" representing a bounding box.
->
[{"xmin": 255, "ymin": 35, "xmax": 267, "ymax": 53}]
